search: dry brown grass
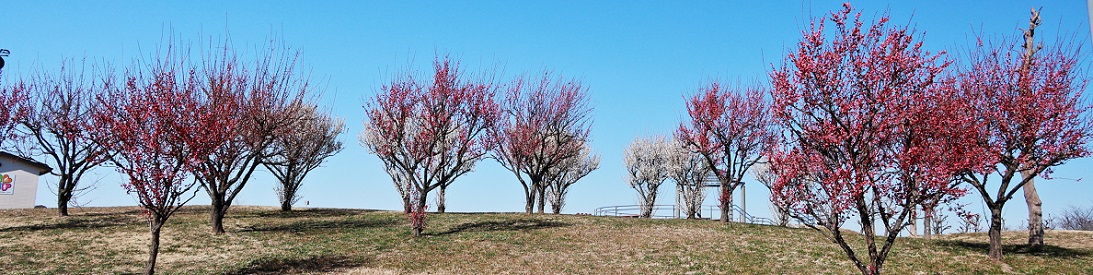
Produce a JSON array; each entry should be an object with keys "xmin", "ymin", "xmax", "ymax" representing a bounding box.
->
[{"xmin": 0, "ymin": 206, "xmax": 1089, "ymax": 274}]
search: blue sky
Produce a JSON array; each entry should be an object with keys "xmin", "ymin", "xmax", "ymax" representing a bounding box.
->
[{"xmin": 2, "ymin": 1, "xmax": 1091, "ymax": 229}]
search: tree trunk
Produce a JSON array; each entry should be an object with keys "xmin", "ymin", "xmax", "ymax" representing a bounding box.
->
[
  {"xmin": 1022, "ymin": 170, "xmax": 1043, "ymax": 251},
  {"xmin": 412, "ymin": 193, "xmax": 428, "ymax": 237},
  {"xmin": 641, "ymin": 199, "xmax": 653, "ymax": 218},
  {"xmin": 720, "ymin": 188, "xmax": 733, "ymax": 223},
  {"xmin": 522, "ymin": 186, "xmax": 535, "ymax": 214},
  {"xmin": 280, "ymin": 199, "xmax": 293, "ymax": 211},
  {"xmin": 146, "ymin": 220, "xmax": 163, "ymax": 275},
  {"xmin": 436, "ymin": 186, "xmax": 447, "ymax": 214},
  {"xmin": 857, "ymin": 201, "xmax": 879, "ymax": 275},
  {"xmin": 210, "ymin": 199, "xmax": 226, "ymax": 235},
  {"xmin": 551, "ymin": 201, "xmax": 562, "ymax": 214},
  {"xmin": 923, "ymin": 208, "xmax": 933, "ymax": 239},
  {"xmin": 57, "ymin": 194, "xmax": 70, "ymax": 216},
  {"xmin": 403, "ymin": 195, "xmax": 412, "ymax": 214},
  {"xmin": 536, "ymin": 186, "xmax": 546, "ymax": 214},
  {"xmin": 279, "ymin": 176, "xmax": 297, "ymax": 211},
  {"xmin": 412, "ymin": 223, "xmax": 424, "ymax": 237},
  {"xmin": 909, "ymin": 208, "xmax": 918, "ymax": 237},
  {"xmin": 640, "ymin": 188, "xmax": 658, "ymax": 218},
  {"xmin": 988, "ymin": 206, "xmax": 1004, "ymax": 261},
  {"xmin": 524, "ymin": 194, "xmax": 535, "ymax": 214},
  {"xmin": 57, "ymin": 175, "xmax": 73, "ymax": 216}
]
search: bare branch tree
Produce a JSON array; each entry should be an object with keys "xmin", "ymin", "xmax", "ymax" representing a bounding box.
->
[
  {"xmin": 15, "ymin": 59, "xmax": 110, "ymax": 216},
  {"xmin": 1051, "ymin": 203, "xmax": 1093, "ymax": 231}
]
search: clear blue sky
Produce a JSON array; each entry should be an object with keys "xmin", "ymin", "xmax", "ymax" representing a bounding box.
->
[{"xmin": 2, "ymin": 1, "xmax": 1091, "ymax": 229}]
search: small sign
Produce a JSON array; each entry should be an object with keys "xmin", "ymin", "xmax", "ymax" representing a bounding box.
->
[{"xmin": 0, "ymin": 174, "xmax": 13, "ymax": 195}]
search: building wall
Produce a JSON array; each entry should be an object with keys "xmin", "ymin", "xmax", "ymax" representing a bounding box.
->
[{"xmin": 0, "ymin": 155, "xmax": 41, "ymax": 209}]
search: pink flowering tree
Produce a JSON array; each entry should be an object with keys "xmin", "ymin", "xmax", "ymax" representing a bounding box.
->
[
  {"xmin": 361, "ymin": 55, "xmax": 500, "ymax": 236},
  {"xmin": 91, "ymin": 48, "xmax": 235, "ymax": 274},
  {"xmin": 955, "ymin": 8, "xmax": 1092, "ymax": 259},
  {"xmin": 16, "ymin": 61, "xmax": 110, "ymax": 216},
  {"xmin": 676, "ymin": 82, "xmax": 777, "ymax": 223},
  {"xmin": 189, "ymin": 41, "xmax": 309, "ymax": 234},
  {"xmin": 489, "ymin": 72, "xmax": 593, "ymax": 214},
  {"xmin": 768, "ymin": 4, "xmax": 971, "ymax": 274},
  {"xmin": 0, "ymin": 75, "xmax": 30, "ymax": 148}
]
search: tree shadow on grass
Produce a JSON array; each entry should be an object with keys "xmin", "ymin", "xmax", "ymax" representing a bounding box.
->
[
  {"xmin": 73, "ymin": 209, "xmax": 145, "ymax": 217},
  {"xmin": 248, "ymin": 208, "xmax": 383, "ymax": 219},
  {"xmin": 433, "ymin": 219, "xmax": 571, "ymax": 236},
  {"xmin": 933, "ymin": 239, "xmax": 1091, "ymax": 259},
  {"xmin": 225, "ymin": 254, "xmax": 371, "ymax": 275},
  {"xmin": 0, "ymin": 215, "xmax": 140, "ymax": 232},
  {"xmin": 241, "ymin": 217, "xmax": 400, "ymax": 233}
]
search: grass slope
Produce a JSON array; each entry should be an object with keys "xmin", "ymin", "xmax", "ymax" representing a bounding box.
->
[{"xmin": 0, "ymin": 206, "xmax": 1089, "ymax": 274}]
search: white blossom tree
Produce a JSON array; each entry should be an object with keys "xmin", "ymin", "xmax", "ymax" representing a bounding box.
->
[
  {"xmin": 667, "ymin": 139, "xmax": 708, "ymax": 219},
  {"xmin": 624, "ymin": 135, "xmax": 673, "ymax": 218},
  {"xmin": 545, "ymin": 146, "xmax": 599, "ymax": 214},
  {"xmin": 263, "ymin": 103, "xmax": 345, "ymax": 211}
]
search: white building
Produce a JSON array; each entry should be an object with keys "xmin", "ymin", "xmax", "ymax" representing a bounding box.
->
[{"xmin": 0, "ymin": 152, "xmax": 52, "ymax": 209}]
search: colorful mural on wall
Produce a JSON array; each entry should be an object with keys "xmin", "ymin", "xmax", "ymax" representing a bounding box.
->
[{"xmin": 0, "ymin": 174, "xmax": 14, "ymax": 195}]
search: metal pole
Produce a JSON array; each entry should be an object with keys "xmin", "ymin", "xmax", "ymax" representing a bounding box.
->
[
  {"xmin": 741, "ymin": 181, "xmax": 746, "ymax": 222},
  {"xmin": 675, "ymin": 184, "xmax": 681, "ymax": 219},
  {"xmin": 1089, "ymin": 0, "xmax": 1093, "ymax": 46}
]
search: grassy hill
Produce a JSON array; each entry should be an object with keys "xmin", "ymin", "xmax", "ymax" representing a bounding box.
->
[{"xmin": 0, "ymin": 206, "xmax": 1090, "ymax": 274}]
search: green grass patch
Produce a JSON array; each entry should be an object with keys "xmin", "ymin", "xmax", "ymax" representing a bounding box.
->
[{"xmin": 0, "ymin": 206, "xmax": 1089, "ymax": 274}]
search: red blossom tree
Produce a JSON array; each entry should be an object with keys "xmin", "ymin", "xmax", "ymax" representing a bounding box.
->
[
  {"xmin": 490, "ymin": 72, "xmax": 593, "ymax": 214},
  {"xmin": 189, "ymin": 40, "xmax": 309, "ymax": 234},
  {"xmin": 0, "ymin": 75, "xmax": 30, "ymax": 148},
  {"xmin": 16, "ymin": 60, "xmax": 110, "ymax": 216},
  {"xmin": 361, "ymin": 55, "xmax": 500, "ymax": 236},
  {"xmin": 768, "ymin": 4, "xmax": 972, "ymax": 274},
  {"xmin": 676, "ymin": 82, "xmax": 776, "ymax": 223},
  {"xmin": 955, "ymin": 8, "xmax": 1092, "ymax": 259},
  {"xmin": 91, "ymin": 49, "xmax": 235, "ymax": 274}
]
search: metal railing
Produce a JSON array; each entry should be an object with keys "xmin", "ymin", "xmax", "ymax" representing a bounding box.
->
[
  {"xmin": 593, "ymin": 205, "xmax": 679, "ymax": 219},
  {"xmin": 729, "ymin": 205, "xmax": 774, "ymax": 225},
  {"xmin": 593, "ymin": 204, "xmax": 774, "ymax": 226}
]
